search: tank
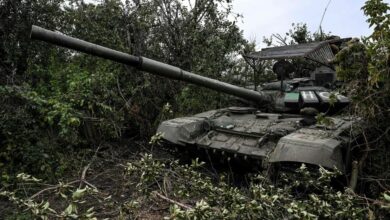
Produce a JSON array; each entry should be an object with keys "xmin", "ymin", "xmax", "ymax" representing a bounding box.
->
[{"xmin": 30, "ymin": 25, "xmax": 360, "ymax": 173}]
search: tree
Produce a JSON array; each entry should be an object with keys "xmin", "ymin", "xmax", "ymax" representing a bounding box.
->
[
  {"xmin": 334, "ymin": 0, "xmax": 390, "ymax": 196},
  {"xmin": 0, "ymin": 0, "xmax": 250, "ymax": 179}
]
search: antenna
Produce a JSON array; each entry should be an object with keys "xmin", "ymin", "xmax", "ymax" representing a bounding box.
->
[{"xmin": 318, "ymin": 0, "xmax": 332, "ymax": 37}]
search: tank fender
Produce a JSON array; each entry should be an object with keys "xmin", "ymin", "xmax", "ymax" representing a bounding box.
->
[
  {"xmin": 157, "ymin": 117, "xmax": 208, "ymax": 146},
  {"xmin": 269, "ymin": 128, "xmax": 345, "ymax": 172}
]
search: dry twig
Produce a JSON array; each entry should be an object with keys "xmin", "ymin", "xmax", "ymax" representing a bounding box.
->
[{"xmin": 153, "ymin": 191, "xmax": 192, "ymax": 210}]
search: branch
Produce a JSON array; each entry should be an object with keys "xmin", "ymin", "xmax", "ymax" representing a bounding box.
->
[
  {"xmin": 153, "ymin": 191, "xmax": 192, "ymax": 210},
  {"xmin": 29, "ymin": 180, "xmax": 80, "ymax": 200},
  {"xmin": 272, "ymin": 34, "xmax": 288, "ymax": 46},
  {"xmin": 30, "ymin": 146, "xmax": 101, "ymax": 200},
  {"xmin": 79, "ymin": 145, "xmax": 101, "ymax": 188}
]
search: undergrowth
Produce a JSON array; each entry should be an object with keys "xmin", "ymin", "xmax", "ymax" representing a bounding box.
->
[{"xmin": 2, "ymin": 153, "xmax": 389, "ymax": 219}]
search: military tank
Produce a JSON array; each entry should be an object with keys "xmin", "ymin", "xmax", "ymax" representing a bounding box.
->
[{"xmin": 30, "ymin": 25, "xmax": 360, "ymax": 174}]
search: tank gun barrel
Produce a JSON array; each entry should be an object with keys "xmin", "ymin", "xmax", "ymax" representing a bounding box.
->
[{"xmin": 30, "ymin": 25, "xmax": 270, "ymax": 104}]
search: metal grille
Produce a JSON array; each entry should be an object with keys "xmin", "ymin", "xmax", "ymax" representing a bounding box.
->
[
  {"xmin": 245, "ymin": 40, "xmax": 337, "ymax": 66},
  {"xmin": 306, "ymin": 43, "xmax": 334, "ymax": 64}
]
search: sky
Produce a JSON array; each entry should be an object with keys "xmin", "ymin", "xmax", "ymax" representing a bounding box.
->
[{"xmin": 231, "ymin": 0, "xmax": 388, "ymax": 47}]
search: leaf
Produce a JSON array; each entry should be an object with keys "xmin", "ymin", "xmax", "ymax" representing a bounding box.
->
[
  {"xmin": 68, "ymin": 214, "xmax": 78, "ymax": 219},
  {"xmin": 60, "ymin": 192, "xmax": 68, "ymax": 199},
  {"xmin": 72, "ymin": 188, "xmax": 87, "ymax": 200},
  {"xmin": 368, "ymin": 209, "xmax": 375, "ymax": 220},
  {"xmin": 42, "ymin": 201, "xmax": 50, "ymax": 210},
  {"xmin": 87, "ymin": 207, "xmax": 95, "ymax": 213},
  {"xmin": 64, "ymin": 204, "xmax": 73, "ymax": 215},
  {"xmin": 384, "ymin": 193, "xmax": 390, "ymax": 202}
]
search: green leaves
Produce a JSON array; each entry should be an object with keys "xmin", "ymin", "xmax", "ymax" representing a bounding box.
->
[
  {"xmin": 316, "ymin": 113, "xmax": 335, "ymax": 127},
  {"xmin": 72, "ymin": 188, "xmax": 88, "ymax": 200},
  {"xmin": 16, "ymin": 173, "xmax": 42, "ymax": 182},
  {"xmin": 362, "ymin": 0, "xmax": 390, "ymax": 31},
  {"xmin": 124, "ymin": 155, "xmax": 368, "ymax": 219}
]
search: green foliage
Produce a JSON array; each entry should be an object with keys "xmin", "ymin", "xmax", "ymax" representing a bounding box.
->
[
  {"xmin": 316, "ymin": 113, "xmax": 335, "ymax": 127},
  {"xmin": 337, "ymin": 0, "xmax": 390, "ymax": 119},
  {"xmin": 263, "ymin": 23, "xmax": 331, "ymax": 46},
  {"xmin": 382, "ymin": 191, "xmax": 390, "ymax": 209},
  {"xmin": 176, "ymin": 86, "xmax": 231, "ymax": 115},
  {"xmin": 1, "ymin": 173, "xmax": 98, "ymax": 219},
  {"xmin": 124, "ymin": 155, "xmax": 368, "ymax": 219},
  {"xmin": 148, "ymin": 0, "xmax": 248, "ymax": 113},
  {"xmin": 0, "ymin": 0, "xmax": 249, "ymax": 181},
  {"xmin": 1, "ymin": 0, "xmax": 389, "ymax": 218},
  {"xmin": 334, "ymin": 0, "xmax": 390, "ymax": 204},
  {"xmin": 0, "ymin": 0, "xmax": 65, "ymax": 84},
  {"xmin": 334, "ymin": 1, "xmax": 389, "ymax": 118},
  {"xmin": 335, "ymin": 40, "xmax": 368, "ymax": 81},
  {"xmin": 2, "ymin": 154, "xmax": 385, "ymax": 219},
  {"xmin": 362, "ymin": 0, "xmax": 390, "ymax": 87},
  {"xmin": 0, "ymin": 85, "xmax": 83, "ymax": 180}
]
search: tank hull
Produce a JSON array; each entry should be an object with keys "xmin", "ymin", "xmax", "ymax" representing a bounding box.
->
[{"xmin": 158, "ymin": 107, "xmax": 359, "ymax": 172}]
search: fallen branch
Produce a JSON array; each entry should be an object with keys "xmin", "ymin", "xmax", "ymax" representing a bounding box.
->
[
  {"xmin": 349, "ymin": 161, "xmax": 359, "ymax": 191},
  {"xmin": 29, "ymin": 180, "xmax": 79, "ymax": 199},
  {"xmin": 153, "ymin": 191, "xmax": 192, "ymax": 210},
  {"xmin": 79, "ymin": 145, "xmax": 101, "ymax": 189},
  {"xmin": 30, "ymin": 146, "xmax": 101, "ymax": 200}
]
